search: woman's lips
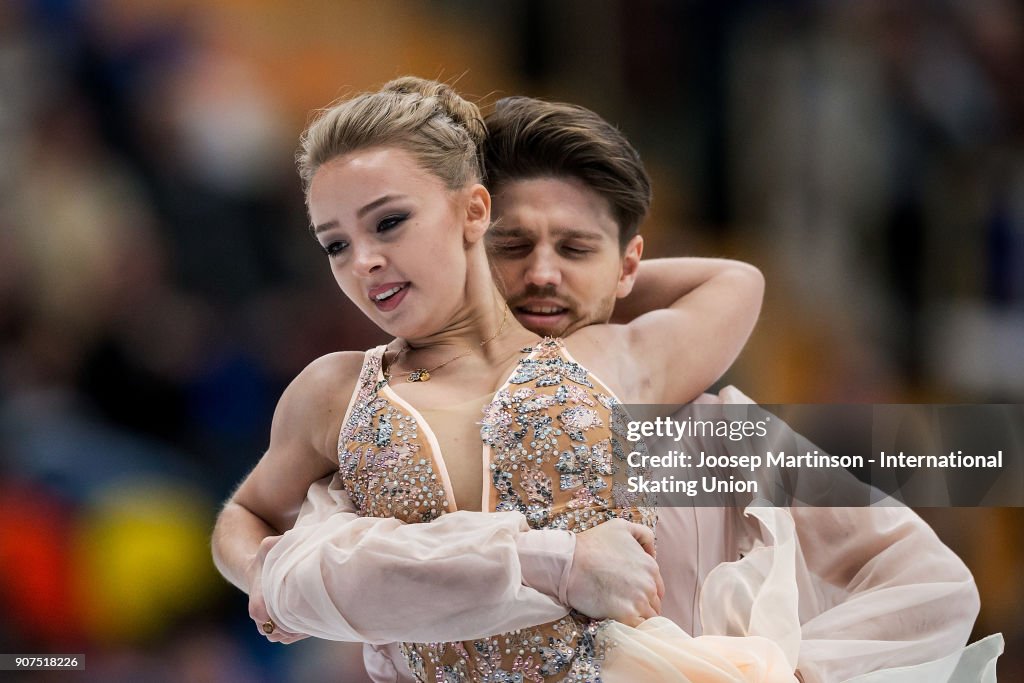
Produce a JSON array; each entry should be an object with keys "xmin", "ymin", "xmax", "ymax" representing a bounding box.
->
[{"xmin": 369, "ymin": 282, "xmax": 410, "ymax": 312}]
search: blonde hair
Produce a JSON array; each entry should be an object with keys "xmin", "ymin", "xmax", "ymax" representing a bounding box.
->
[{"xmin": 298, "ymin": 77, "xmax": 486, "ymax": 194}]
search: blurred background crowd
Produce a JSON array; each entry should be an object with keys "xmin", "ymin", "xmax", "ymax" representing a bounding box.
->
[{"xmin": 0, "ymin": 1, "xmax": 1021, "ymax": 681}]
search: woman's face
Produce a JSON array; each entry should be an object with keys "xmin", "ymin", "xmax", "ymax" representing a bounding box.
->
[{"xmin": 308, "ymin": 146, "xmax": 480, "ymax": 339}]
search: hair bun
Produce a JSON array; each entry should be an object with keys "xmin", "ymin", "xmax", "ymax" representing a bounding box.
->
[{"xmin": 382, "ymin": 77, "xmax": 486, "ymax": 147}]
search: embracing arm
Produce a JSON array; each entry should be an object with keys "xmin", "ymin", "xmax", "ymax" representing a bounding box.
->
[
  {"xmin": 216, "ymin": 349, "xmax": 661, "ymax": 644},
  {"xmin": 258, "ymin": 474, "xmax": 662, "ymax": 644},
  {"xmin": 262, "ymin": 501, "xmax": 570, "ymax": 644},
  {"xmin": 610, "ymin": 257, "xmax": 761, "ymax": 325},
  {"xmin": 589, "ymin": 257, "xmax": 763, "ymax": 404},
  {"xmin": 216, "ymin": 473, "xmax": 576, "ymax": 645}
]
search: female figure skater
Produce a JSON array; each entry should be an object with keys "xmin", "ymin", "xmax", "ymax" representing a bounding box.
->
[{"xmin": 226, "ymin": 76, "xmax": 795, "ymax": 682}]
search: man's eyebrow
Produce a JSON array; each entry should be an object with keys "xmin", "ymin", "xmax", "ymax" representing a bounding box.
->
[
  {"xmin": 551, "ymin": 228, "xmax": 604, "ymax": 241},
  {"xmin": 312, "ymin": 195, "xmax": 404, "ymax": 234},
  {"xmin": 487, "ymin": 225, "xmax": 605, "ymax": 241},
  {"xmin": 487, "ymin": 225, "xmax": 529, "ymax": 239}
]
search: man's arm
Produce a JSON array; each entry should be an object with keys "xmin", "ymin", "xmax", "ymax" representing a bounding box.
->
[
  {"xmin": 609, "ymin": 256, "xmax": 757, "ymax": 325},
  {"xmin": 216, "ymin": 471, "xmax": 573, "ymax": 644},
  {"xmin": 576, "ymin": 257, "xmax": 764, "ymax": 405},
  {"xmin": 261, "ymin": 502, "xmax": 570, "ymax": 644}
]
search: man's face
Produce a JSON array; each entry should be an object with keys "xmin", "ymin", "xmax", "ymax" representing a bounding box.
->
[{"xmin": 487, "ymin": 176, "xmax": 642, "ymax": 337}]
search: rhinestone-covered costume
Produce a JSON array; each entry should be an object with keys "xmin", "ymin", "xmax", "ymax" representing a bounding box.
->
[{"xmin": 336, "ymin": 338, "xmax": 655, "ymax": 682}]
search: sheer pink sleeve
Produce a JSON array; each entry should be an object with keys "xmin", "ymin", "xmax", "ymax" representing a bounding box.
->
[
  {"xmin": 692, "ymin": 386, "xmax": 985, "ymax": 683},
  {"xmin": 261, "ymin": 474, "xmax": 574, "ymax": 644},
  {"xmin": 787, "ymin": 504, "xmax": 979, "ymax": 683}
]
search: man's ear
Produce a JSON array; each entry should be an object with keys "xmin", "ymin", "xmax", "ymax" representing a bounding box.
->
[
  {"xmin": 615, "ymin": 234, "xmax": 644, "ymax": 298},
  {"xmin": 463, "ymin": 183, "xmax": 491, "ymax": 245}
]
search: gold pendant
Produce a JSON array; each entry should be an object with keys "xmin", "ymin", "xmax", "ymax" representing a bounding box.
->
[{"xmin": 407, "ymin": 369, "xmax": 430, "ymax": 382}]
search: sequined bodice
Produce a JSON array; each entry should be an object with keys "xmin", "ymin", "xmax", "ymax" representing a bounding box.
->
[{"xmin": 336, "ymin": 338, "xmax": 656, "ymax": 682}]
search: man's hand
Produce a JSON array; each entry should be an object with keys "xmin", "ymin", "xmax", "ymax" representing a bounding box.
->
[
  {"xmin": 566, "ymin": 519, "xmax": 664, "ymax": 625},
  {"xmin": 246, "ymin": 535, "xmax": 309, "ymax": 644}
]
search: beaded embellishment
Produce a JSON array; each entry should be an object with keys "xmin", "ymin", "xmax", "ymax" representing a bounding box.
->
[
  {"xmin": 337, "ymin": 339, "xmax": 656, "ymax": 682},
  {"xmin": 337, "ymin": 348, "xmax": 449, "ymax": 522}
]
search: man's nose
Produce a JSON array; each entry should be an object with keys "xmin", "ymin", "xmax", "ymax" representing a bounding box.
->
[{"xmin": 524, "ymin": 249, "xmax": 562, "ymax": 288}]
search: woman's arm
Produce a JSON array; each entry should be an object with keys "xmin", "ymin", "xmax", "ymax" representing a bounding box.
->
[
  {"xmin": 211, "ymin": 352, "xmax": 359, "ymax": 599},
  {"xmin": 256, "ymin": 474, "xmax": 662, "ymax": 643}
]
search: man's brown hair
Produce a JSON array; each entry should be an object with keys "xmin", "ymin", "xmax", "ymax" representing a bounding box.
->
[{"xmin": 482, "ymin": 97, "xmax": 652, "ymax": 246}]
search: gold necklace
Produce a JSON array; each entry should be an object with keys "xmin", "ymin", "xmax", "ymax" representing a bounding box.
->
[{"xmin": 387, "ymin": 306, "xmax": 510, "ymax": 383}]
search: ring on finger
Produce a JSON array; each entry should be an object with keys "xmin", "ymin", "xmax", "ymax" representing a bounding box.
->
[{"xmin": 262, "ymin": 619, "xmax": 276, "ymax": 635}]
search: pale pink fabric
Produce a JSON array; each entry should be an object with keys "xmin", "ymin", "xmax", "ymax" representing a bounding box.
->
[
  {"xmin": 362, "ymin": 642, "xmax": 415, "ymax": 683},
  {"xmin": 263, "ymin": 504, "xmax": 571, "ymax": 644},
  {"xmin": 678, "ymin": 388, "xmax": 989, "ymax": 682},
  {"xmin": 600, "ymin": 618, "xmax": 796, "ymax": 683},
  {"xmin": 262, "ymin": 387, "xmax": 999, "ymax": 682}
]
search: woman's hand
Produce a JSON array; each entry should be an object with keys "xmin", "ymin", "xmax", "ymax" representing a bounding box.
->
[
  {"xmin": 566, "ymin": 519, "xmax": 664, "ymax": 626},
  {"xmin": 246, "ymin": 535, "xmax": 309, "ymax": 644}
]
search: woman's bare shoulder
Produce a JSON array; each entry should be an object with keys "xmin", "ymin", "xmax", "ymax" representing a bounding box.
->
[
  {"xmin": 271, "ymin": 350, "xmax": 377, "ymax": 447},
  {"xmin": 232, "ymin": 349, "xmax": 375, "ymax": 532},
  {"xmin": 296, "ymin": 350, "xmax": 369, "ymax": 393},
  {"xmin": 289, "ymin": 350, "xmax": 375, "ymax": 411}
]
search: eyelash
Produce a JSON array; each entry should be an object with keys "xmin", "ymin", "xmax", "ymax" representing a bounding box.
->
[
  {"xmin": 320, "ymin": 213, "xmax": 409, "ymax": 258},
  {"xmin": 323, "ymin": 240, "xmax": 349, "ymax": 257},
  {"xmin": 488, "ymin": 243, "xmax": 592, "ymax": 258},
  {"xmin": 491, "ymin": 243, "xmax": 531, "ymax": 256},
  {"xmin": 377, "ymin": 213, "xmax": 408, "ymax": 232}
]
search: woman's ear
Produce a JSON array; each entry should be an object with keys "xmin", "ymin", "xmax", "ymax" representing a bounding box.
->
[{"xmin": 463, "ymin": 183, "xmax": 491, "ymax": 245}]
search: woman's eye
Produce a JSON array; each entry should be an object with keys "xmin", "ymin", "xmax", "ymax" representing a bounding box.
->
[
  {"xmin": 322, "ymin": 240, "xmax": 349, "ymax": 257},
  {"xmin": 377, "ymin": 214, "xmax": 408, "ymax": 232}
]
